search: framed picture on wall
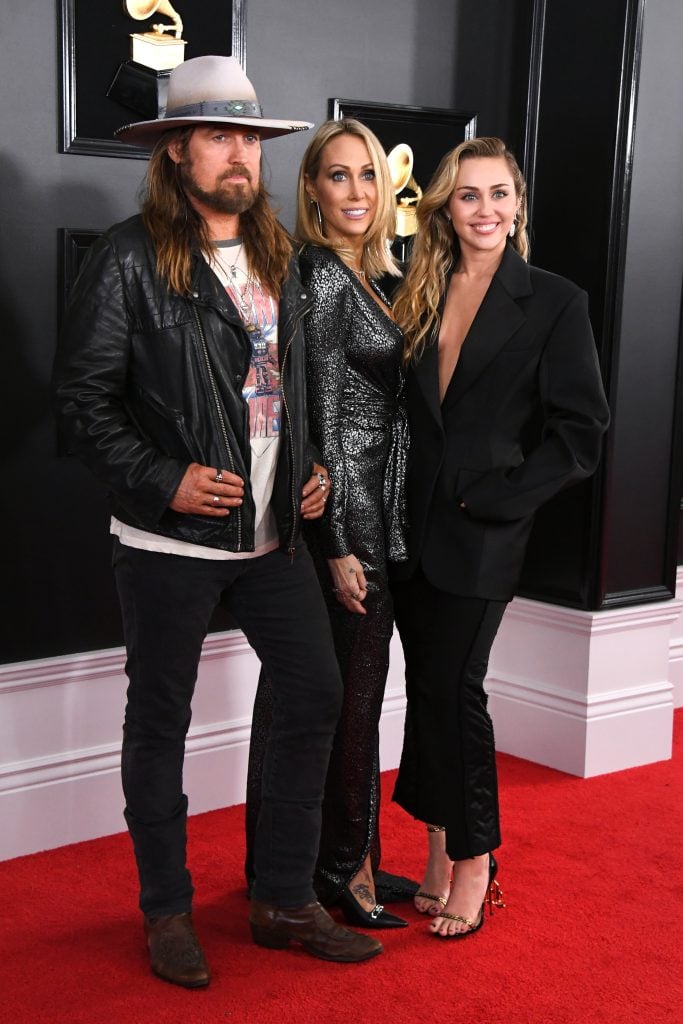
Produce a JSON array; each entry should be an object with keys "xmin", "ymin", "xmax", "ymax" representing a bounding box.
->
[
  {"xmin": 58, "ymin": 229, "xmax": 103, "ymax": 323},
  {"xmin": 60, "ymin": 0, "xmax": 247, "ymax": 159}
]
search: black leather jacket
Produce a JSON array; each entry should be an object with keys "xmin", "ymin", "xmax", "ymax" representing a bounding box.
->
[{"xmin": 53, "ymin": 215, "xmax": 315, "ymax": 554}]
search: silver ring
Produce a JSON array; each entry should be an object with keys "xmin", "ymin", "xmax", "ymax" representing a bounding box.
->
[
  {"xmin": 215, "ymin": 469, "xmax": 223, "ymax": 483},
  {"xmin": 317, "ymin": 472, "xmax": 327, "ymax": 491},
  {"xmin": 212, "ymin": 495, "xmax": 221, "ymax": 505}
]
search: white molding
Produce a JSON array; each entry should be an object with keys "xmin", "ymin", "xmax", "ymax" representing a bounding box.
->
[
  {"xmin": 4, "ymin": 588, "xmax": 679, "ymax": 860},
  {"xmin": 486, "ymin": 672, "xmax": 672, "ymax": 718},
  {"xmin": 488, "ymin": 595, "xmax": 679, "ymax": 777},
  {"xmin": 670, "ymin": 566, "xmax": 683, "ymax": 709},
  {"xmin": 0, "ymin": 630, "xmax": 407, "ymax": 862}
]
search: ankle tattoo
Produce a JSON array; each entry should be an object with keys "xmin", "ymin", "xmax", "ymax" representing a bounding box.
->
[{"xmin": 351, "ymin": 883, "xmax": 374, "ymax": 906}]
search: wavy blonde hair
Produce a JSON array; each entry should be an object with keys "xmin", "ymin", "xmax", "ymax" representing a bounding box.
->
[
  {"xmin": 142, "ymin": 126, "xmax": 292, "ymax": 297},
  {"xmin": 392, "ymin": 137, "xmax": 529, "ymax": 363},
  {"xmin": 296, "ymin": 118, "xmax": 401, "ymax": 280}
]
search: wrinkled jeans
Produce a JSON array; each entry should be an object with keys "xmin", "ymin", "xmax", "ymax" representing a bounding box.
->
[{"xmin": 113, "ymin": 538, "xmax": 343, "ymax": 917}]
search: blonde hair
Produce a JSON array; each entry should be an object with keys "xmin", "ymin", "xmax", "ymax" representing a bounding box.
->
[
  {"xmin": 142, "ymin": 126, "xmax": 292, "ymax": 297},
  {"xmin": 392, "ymin": 137, "xmax": 529, "ymax": 363},
  {"xmin": 296, "ymin": 118, "xmax": 401, "ymax": 279}
]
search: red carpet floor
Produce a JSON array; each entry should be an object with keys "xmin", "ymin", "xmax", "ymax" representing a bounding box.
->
[{"xmin": 2, "ymin": 712, "xmax": 681, "ymax": 1024}]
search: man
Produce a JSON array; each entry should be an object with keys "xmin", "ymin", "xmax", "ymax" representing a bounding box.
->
[{"xmin": 52, "ymin": 55, "xmax": 381, "ymax": 988}]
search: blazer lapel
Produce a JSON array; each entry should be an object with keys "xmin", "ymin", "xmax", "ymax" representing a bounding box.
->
[
  {"xmin": 441, "ymin": 245, "xmax": 532, "ymax": 411},
  {"xmin": 412, "ymin": 328, "xmax": 442, "ymax": 424}
]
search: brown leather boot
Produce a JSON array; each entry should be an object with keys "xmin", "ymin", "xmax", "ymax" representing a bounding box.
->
[
  {"xmin": 144, "ymin": 912, "xmax": 210, "ymax": 988},
  {"xmin": 249, "ymin": 900, "xmax": 383, "ymax": 962}
]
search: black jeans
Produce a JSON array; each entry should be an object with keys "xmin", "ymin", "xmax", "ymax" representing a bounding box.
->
[
  {"xmin": 113, "ymin": 539, "xmax": 343, "ymax": 918},
  {"xmin": 391, "ymin": 569, "xmax": 507, "ymax": 861}
]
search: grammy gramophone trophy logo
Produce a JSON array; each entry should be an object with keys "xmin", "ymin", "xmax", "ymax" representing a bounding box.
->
[
  {"xmin": 387, "ymin": 143, "xmax": 423, "ymax": 263},
  {"xmin": 108, "ymin": 1, "xmax": 187, "ymax": 122}
]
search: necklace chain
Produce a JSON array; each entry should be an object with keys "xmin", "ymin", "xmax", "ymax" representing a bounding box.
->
[{"xmin": 215, "ymin": 240, "xmax": 260, "ymax": 333}]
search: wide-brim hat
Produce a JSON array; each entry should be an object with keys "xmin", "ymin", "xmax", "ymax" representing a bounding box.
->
[{"xmin": 115, "ymin": 55, "xmax": 312, "ymax": 147}]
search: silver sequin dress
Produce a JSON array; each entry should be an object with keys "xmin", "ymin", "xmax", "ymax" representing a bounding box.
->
[{"xmin": 245, "ymin": 244, "xmax": 408, "ymax": 905}]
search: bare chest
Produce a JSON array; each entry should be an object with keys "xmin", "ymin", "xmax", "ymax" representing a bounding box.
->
[{"xmin": 437, "ymin": 275, "xmax": 491, "ymax": 402}]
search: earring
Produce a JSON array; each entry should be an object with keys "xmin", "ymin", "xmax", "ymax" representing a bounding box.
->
[
  {"xmin": 310, "ymin": 199, "xmax": 323, "ymax": 232},
  {"xmin": 508, "ymin": 217, "xmax": 517, "ymax": 238}
]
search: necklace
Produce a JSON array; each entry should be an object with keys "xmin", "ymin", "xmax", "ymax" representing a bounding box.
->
[
  {"xmin": 345, "ymin": 259, "xmax": 366, "ymax": 280},
  {"xmin": 225, "ymin": 240, "xmax": 243, "ymax": 279},
  {"xmin": 214, "ymin": 240, "xmax": 259, "ymax": 332},
  {"xmin": 232, "ymin": 270, "xmax": 260, "ymax": 332}
]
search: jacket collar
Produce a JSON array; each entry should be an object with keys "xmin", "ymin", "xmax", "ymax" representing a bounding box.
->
[{"xmin": 413, "ymin": 244, "xmax": 532, "ymax": 418}]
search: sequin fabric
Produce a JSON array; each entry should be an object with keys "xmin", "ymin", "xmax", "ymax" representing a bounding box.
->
[{"xmin": 245, "ymin": 245, "xmax": 408, "ymax": 905}]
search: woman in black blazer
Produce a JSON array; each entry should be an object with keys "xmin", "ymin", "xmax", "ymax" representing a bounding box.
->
[{"xmin": 391, "ymin": 137, "xmax": 610, "ymax": 938}]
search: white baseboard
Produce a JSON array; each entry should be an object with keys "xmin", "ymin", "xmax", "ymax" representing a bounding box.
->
[
  {"xmin": 670, "ymin": 567, "xmax": 683, "ymax": 709},
  {"xmin": 487, "ymin": 596, "xmax": 680, "ymax": 777},
  {"xmin": 0, "ymin": 631, "xmax": 407, "ymax": 862},
  {"xmin": 3, "ymin": 586, "xmax": 680, "ymax": 860}
]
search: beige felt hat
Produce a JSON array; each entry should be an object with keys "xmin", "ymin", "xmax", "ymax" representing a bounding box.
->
[{"xmin": 115, "ymin": 55, "xmax": 312, "ymax": 147}]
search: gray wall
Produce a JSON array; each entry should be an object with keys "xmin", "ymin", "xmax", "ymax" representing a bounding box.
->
[
  {"xmin": 247, "ymin": 0, "xmax": 459, "ymax": 226},
  {"xmin": 248, "ymin": 0, "xmax": 531, "ymax": 227},
  {"xmin": 2, "ymin": 0, "xmax": 527, "ymax": 664}
]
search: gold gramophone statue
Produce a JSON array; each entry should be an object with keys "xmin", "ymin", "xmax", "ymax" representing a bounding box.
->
[
  {"xmin": 126, "ymin": 0, "xmax": 187, "ymax": 71},
  {"xmin": 108, "ymin": 1, "xmax": 187, "ymax": 122},
  {"xmin": 387, "ymin": 143, "xmax": 423, "ymax": 235}
]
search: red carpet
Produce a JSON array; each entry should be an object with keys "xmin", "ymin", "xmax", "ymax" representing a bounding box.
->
[{"xmin": 3, "ymin": 712, "xmax": 681, "ymax": 1024}]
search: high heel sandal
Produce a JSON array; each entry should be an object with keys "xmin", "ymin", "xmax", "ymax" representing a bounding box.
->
[
  {"xmin": 432, "ymin": 853, "xmax": 505, "ymax": 940},
  {"xmin": 414, "ymin": 825, "xmax": 450, "ymax": 914},
  {"xmin": 337, "ymin": 887, "xmax": 408, "ymax": 929}
]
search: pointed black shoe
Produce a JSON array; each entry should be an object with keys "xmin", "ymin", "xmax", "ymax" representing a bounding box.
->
[
  {"xmin": 337, "ymin": 886, "xmax": 408, "ymax": 929},
  {"xmin": 373, "ymin": 869, "xmax": 420, "ymax": 903}
]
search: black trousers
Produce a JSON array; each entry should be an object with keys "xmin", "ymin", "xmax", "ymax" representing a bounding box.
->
[
  {"xmin": 113, "ymin": 539, "xmax": 343, "ymax": 917},
  {"xmin": 391, "ymin": 569, "xmax": 507, "ymax": 861}
]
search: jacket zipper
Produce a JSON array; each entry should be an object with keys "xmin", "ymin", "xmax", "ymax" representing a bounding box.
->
[
  {"xmin": 279, "ymin": 333, "xmax": 297, "ymax": 560},
  {"xmin": 192, "ymin": 306, "xmax": 242, "ymax": 551},
  {"xmin": 280, "ymin": 294, "xmax": 312, "ymax": 560}
]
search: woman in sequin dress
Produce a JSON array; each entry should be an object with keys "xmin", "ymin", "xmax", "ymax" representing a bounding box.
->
[{"xmin": 245, "ymin": 119, "xmax": 410, "ymax": 928}]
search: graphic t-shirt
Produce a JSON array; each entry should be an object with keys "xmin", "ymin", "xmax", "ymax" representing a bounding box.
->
[
  {"xmin": 212, "ymin": 237, "xmax": 281, "ymax": 550},
  {"xmin": 111, "ymin": 238, "xmax": 281, "ymax": 560}
]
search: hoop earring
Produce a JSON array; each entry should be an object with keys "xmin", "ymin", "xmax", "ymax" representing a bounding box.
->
[{"xmin": 310, "ymin": 199, "xmax": 323, "ymax": 232}]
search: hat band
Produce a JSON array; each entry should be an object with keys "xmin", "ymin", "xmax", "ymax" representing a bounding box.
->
[{"xmin": 165, "ymin": 99, "xmax": 264, "ymax": 119}]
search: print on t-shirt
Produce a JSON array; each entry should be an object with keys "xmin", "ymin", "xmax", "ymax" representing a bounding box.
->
[{"xmin": 225, "ymin": 275, "xmax": 281, "ymax": 440}]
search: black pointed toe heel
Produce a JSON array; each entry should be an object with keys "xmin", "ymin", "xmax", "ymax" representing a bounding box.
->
[{"xmin": 337, "ymin": 887, "xmax": 408, "ymax": 929}]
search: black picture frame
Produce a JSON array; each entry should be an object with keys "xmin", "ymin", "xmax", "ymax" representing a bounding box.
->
[
  {"xmin": 330, "ymin": 99, "xmax": 478, "ymax": 195},
  {"xmin": 58, "ymin": 228, "xmax": 102, "ymax": 323},
  {"xmin": 60, "ymin": 0, "xmax": 247, "ymax": 159}
]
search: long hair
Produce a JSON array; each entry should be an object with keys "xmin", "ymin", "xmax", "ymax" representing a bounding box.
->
[
  {"xmin": 295, "ymin": 118, "xmax": 401, "ymax": 280},
  {"xmin": 392, "ymin": 137, "xmax": 529, "ymax": 364},
  {"xmin": 142, "ymin": 127, "xmax": 292, "ymax": 297}
]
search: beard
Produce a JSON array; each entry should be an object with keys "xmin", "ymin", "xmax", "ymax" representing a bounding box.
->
[{"xmin": 180, "ymin": 162, "xmax": 258, "ymax": 215}]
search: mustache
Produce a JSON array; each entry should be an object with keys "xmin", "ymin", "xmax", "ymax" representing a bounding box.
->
[{"xmin": 219, "ymin": 165, "xmax": 253, "ymax": 183}]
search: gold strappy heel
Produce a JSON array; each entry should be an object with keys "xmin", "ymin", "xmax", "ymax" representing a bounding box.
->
[
  {"xmin": 414, "ymin": 825, "xmax": 450, "ymax": 913},
  {"xmin": 432, "ymin": 854, "xmax": 505, "ymax": 939}
]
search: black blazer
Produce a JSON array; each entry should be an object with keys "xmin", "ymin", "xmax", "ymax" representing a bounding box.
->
[{"xmin": 395, "ymin": 244, "xmax": 610, "ymax": 600}]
